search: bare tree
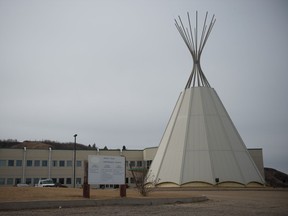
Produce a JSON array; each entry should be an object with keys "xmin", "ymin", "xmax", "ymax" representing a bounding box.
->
[{"xmin": 129, "ymin": 163, "xmax": 159, "ymax": 196}]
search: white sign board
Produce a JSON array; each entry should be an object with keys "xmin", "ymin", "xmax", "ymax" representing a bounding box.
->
[{"xmin": 88, "ymin": 155, "xmax": 125, "ymax": 185}]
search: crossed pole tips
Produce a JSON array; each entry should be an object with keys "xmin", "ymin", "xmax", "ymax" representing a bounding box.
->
[{"xmin": 175, "ymin": 11, "xmax": 216, "ymax": 89}]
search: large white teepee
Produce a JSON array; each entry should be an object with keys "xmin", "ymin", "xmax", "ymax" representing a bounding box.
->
[{"xmin": 148, "ymin": 12, "xmax": 265, "ymax": 187}]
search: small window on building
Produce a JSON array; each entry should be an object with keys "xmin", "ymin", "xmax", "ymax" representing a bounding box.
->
[
  {"xmin": 0, "ymin": 160, "xmax": 6, "ymax": 167},
  {"xmin": 7, "ymin": 178, "xmax": 13, "ymax": 185},
  {"xmin": 66, "ymin": 160, "xmax": 72, "ymax": 167},
  {"xmin": 66, "ymin": 178, "xmax": 72, "ymax": 184},
  {"xmin": 42, "ymin": 160, "xmax": 48, "ymax": 167},
  {"xmin": 59, "ymin": 160, "xmax": 65, "ymax": 167},
  {"xmin": 146, "ymin": 160, "xmax": 152, "ymax": 169},
  {"xmin": 8, "ymin": 160, "xmax": 14, "ymax": 166},
  {"xmin": 0, "ymin": 178, "xmax": 5, "ymax": 185},
  {"xmin": 15, "ymin": 178, "xmax": 21, "ymax": 184},
  {"xmin": 76, "ymin": 178, "xmax": 82, "ymax": 185},
  {"xmin": 34, "ymin": 160, "xmax": 40, "ymax": 167},
  {"xmin": 26, "ymin": 178, "xmax": 32, "ymax": 185},
  {"xmin": 16, "ymin": 160, "xmax": 22, "ymax": 166},
  {"xmin": 27, "ymin": 160, "xmax": 33, "ymax": 167},
  {"xmin": 130, "ymin": 161, "xmax": 135, "ymax": 167},
  {"xmin": 34, "ymin": 178, "xmax": 39, "ymax": 185},
  {"xmin": 137, "ymin": 161, "xmax": 142, "ymax": 167},
  {"xmin": 125, "ymin": 177, "xmax": 129, "ymax": 184},
  {"xmin": 52, "ymin": 160, "xmax": 58, "ymax": 167},
  {"xmin": 59, "ymin": 178, "xmax": 64, "ymax": 184},
  {"xmin": 52, "ymin": 178, "xmax": 57, "ymax": 184},
  {"xmin": 76, "ymin": 160, "xmax": 82, "ymax": 167}
]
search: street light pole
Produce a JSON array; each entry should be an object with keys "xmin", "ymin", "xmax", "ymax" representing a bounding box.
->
[{"xmin": 73, "ymin": 134, "xmax": 77, "ymax": 188}]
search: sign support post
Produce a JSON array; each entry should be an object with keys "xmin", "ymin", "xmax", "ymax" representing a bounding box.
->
[{"xmin": 83, "ymin": 160, "xmax": 90, "ymax": 198}]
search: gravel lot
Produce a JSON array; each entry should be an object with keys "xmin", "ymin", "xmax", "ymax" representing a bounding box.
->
[{"xmin": 1, "ymin": 190, "xmax": 287, "ymax": 216}]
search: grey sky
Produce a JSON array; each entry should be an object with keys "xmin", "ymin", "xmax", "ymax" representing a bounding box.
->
[{"xmin": 0, "ymin": 0, "xmax": 287, "ymax": 173}]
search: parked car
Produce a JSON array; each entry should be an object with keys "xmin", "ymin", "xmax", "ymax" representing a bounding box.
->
[{"xmin": 35, "ymin": 179, "xmax": 55, "ymax": 187}]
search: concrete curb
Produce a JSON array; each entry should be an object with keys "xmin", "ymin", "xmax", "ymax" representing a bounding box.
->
[{"xmin": 0, "ymin": 196, "xmax": 208, "ymax": 211}]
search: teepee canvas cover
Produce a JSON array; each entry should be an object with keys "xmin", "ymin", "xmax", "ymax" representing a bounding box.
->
[{"xmin": 148, "ymin": 12, "xmax": 264, "ymax": 186}]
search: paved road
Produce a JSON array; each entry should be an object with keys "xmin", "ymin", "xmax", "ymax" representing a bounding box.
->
[{"xmin": 1, "ymin": 190, "xmax": 288, "ymax": 216}]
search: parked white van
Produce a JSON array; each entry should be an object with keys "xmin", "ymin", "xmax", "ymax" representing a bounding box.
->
[{"xmin": 35, "ymin": 179, "xmax": 55, "ymax": 187}]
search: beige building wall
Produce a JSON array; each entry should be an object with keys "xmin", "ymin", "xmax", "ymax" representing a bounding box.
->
[
  {"xmin": 0, "ymin": 147, "xmax": 264, "ymax": 187},
  {"xmin": 0, "ymin": 149, "xmax": 24, "ymax": 181},
  {"xmin": 247, "ymin": 148, "xmax": 265, "ymax": 178},
  {"xmin": 143, "ymin": 147, "xmax": 157, "ymax": 161}
]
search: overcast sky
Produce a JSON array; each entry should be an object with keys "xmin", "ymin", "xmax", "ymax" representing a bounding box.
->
[{"xmin": 0, "ymin": 0, "xmax": 287, "ymax": 173}]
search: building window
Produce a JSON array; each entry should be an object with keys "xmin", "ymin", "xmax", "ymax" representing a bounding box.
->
[
  {"xmin": 16, "ymin": 160, "xmax": 22, "ymax": 166},
  {"xmin": 0, "ymin": 178, "xmax": 5, "ymax": 185},
  {"xmin": 76, "ymin": 178, "xmax": 82, "ymax": 185},
  {"xmin": 66, "ymin": 178, "xmax": 72, "ymax": 184},
  {"xmin": 42, "ymin": 160, "xmax": 48, "ymax": 167},
  {"xmin": 76, "ymin": 160, "xmax": 82, "ymax": 167},
  {"xmin": 59, "ymin": 160, "xmax": 65, "ymax": 167},
  {"xmin": 0, "ymin": 160, "xmax": 6, "ymax": 167},
  {"xmin": 130, "ymin": 177, "xmax": 135, "ymax": 184},
  {"xmin": 59, "ymin": 178, "xmax": 64, "ymax": 184},
  {"xmin": 137, "ymin": 161, "xmax": 142, "ymax": 167},
  {"xmin": 27, "ymin": 160, "xmax": 33, "ymax": 167},
  {"xmin": 125, "ymin": 177, "xmax": 129, "ymax": 184},
  {"xmin": 66, "ymin": 160, "xmax": 72, "ymax": 167},
  {"xmin": 34, "ymin": 178, "xmax": 40, "ymax": 185},
  {"xmin": 7, "ymin": 178, "xmax": 14, "ymax": 185},
  {"xmin": 34, "ymin": 160, "xmax": 40, "ymax": 167},
  {"xmin": 130, "ymin": 161, "xmax": 135, "ymax": 167},
  {"xmin": 26, "ymin": 178, "xmax": 32, "ymax": 185},
  {"xmin": 15, "ymin": 178, "xmax": 21, "ymax": 184},
  {"xmin": 52, "ymin": 160, "xmax": 58, "ymax": 167},
  {"xmin": 52, "ymin": 178, "xmax": 57, "ymax": 184},
  {"xmin": 8, "ymin": 160, "xmax": 14, "ymax": 166},
  {"xmin": 146, "ymin": 160, "xmax": 152, "ymax": 169}
]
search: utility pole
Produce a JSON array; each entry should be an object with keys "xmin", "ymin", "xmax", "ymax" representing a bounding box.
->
[{"xmin": 73, "ymin": 134, "xmax": 77, "ymax": 188}]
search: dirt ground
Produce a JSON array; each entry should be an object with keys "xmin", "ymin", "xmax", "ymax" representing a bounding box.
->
[
  {"xmin": 0, "ymin": 187, "xmax": 200, "ymax": 202},
  {"xmin": 0, "ymin": 187, "xmax": 288, "ymax": 216}
]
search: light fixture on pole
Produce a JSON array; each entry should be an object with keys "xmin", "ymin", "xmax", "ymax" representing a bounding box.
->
[{"xmin": 73, "ymin": 134, "xmax": 77, "ymax": 188}]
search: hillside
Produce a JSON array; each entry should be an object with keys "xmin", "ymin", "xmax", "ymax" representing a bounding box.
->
[
  {"xmin": 265, "ymin": 168, "xmax": 288, "ymax": 188},
  {"xmin": 0, "ymin": 139, "xmax": 94, "ymax": 150}
]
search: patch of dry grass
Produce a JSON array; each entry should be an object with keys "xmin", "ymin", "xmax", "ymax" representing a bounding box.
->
[
  {"xmin": 0, "ymin": 187, "xmax": 199, "ymax": 202},
  {"xmin": 0, "ymin": 187, "xmax": 120, "ymax": 202}
]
